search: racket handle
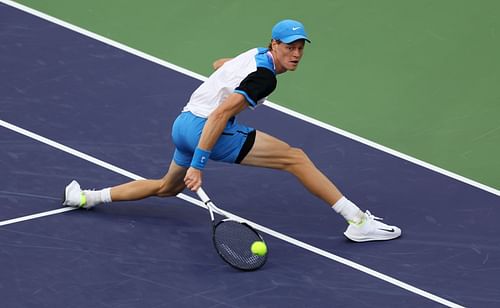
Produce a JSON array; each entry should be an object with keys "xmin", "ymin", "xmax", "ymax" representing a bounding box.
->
[
  {"xmin": 196, "ymin": 187, "xmax": 210, "ymax": 204},
  {"xmin": 197, "ymin": 187, "xmax": 226, "ymax": 218},
  {"xmin": 197, "ymin": 187, "xmax": 215, "ymax": 221}
]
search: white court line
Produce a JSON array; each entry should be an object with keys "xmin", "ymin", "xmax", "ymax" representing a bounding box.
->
[
  {"xmin": 0, "ymin": 207, "xmax": 76, "ymax": 227},
  {"xmin": 1, "ymin": 0, "xmax": 498, "ymax": 197},
  {"xmin": 0, "ymin": 121, "xmax": 463, "ymax": 308}
]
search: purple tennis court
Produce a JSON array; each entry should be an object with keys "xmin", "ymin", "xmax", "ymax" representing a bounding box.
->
[{"xmin": 1, "ymin": 3, "xmax": 499, "ymax": 307}]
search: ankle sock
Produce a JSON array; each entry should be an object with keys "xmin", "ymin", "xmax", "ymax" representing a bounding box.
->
[
  {"xmin": 332, "ymin": 196, "xmax": 364, "ymax": 224},
  {"xmin": 83, "ymin": 188, "xmax": 111, "ymax": 207}
]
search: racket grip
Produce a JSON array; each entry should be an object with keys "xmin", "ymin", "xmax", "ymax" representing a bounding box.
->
[
  {"xmin": 196, "ymin": 187, "xmax": 210, "ymax": 204},
  {"xmin": 197, "ymin": 187, "xmax": 224, "ymax": 217}
]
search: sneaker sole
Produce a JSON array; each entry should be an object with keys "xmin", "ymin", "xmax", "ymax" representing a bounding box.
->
[{"xmin": 344, "ymin": 231, "xmax": 402, "ymax": 242}]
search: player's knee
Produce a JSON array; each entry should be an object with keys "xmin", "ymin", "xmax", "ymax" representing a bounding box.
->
[
  {"xmin": 156, "ymin": 180, "xmax": 184, "ymax": 197},
  {"xmin": 292, "ymin": 147, "xmax": 310, "ymax": 163},
  {"xmin": 283, "ymin": 147, "xmax": 311, "ymax": 171}
]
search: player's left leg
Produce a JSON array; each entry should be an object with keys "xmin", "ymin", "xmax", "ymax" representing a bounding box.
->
[
  {"xmin": 240, "ymin": 130, "xmax": 343, "ymax": 205},
  {"xmin": 240, "ymin": 130, "xmax": 401, "ymax": 242}
]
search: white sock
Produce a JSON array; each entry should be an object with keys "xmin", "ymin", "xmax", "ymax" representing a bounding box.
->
[
  {"xmin": 332, "ymin": 196, "xmax": 364, "ymax": 224},
  {"xmin": 83, "ymin": 188, "xmax": 112, "ymax": 207}
]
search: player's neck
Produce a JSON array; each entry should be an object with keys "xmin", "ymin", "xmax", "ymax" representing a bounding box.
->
[{"xmin": 269, "ymin": 49, "xmax": 287, "ymax": 74}]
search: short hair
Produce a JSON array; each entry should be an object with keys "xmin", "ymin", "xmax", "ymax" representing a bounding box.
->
[{"xmin": 268, "ymin": 39, "xmax": 281, "ymax": 51}]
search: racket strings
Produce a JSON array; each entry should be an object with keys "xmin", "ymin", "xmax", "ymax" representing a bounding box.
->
[{"xmin": 213, "ymin": 221, "xmax": 266, "ymax": 270}]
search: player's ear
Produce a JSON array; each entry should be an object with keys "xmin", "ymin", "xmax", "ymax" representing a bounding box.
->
[{"xmin": 269, "ymin": 39, "xmax": 281, "ymax": 51}]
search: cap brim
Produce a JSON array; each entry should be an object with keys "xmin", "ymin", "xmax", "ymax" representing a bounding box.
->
[{"xmin": 280, "ymin": 35, "xmax": 311, "ymax": 44}]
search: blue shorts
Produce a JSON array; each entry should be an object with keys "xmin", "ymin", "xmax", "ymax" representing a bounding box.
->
[{"xmin": 171, "ymin": 111, "xmax": 256, "ymax": 167}]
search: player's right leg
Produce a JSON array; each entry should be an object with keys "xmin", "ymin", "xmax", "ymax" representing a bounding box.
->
[
  {"xmin": 62, "ymin": 160, "xmax": 187, "ymax": 208},
  {"xmin": 110, "ymin": 160, "xmax": 188, "ymax": 200}
]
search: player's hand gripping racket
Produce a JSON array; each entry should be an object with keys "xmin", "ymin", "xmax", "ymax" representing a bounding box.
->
[{"xmin": 196, "ymin": 188, "xmax": 268, "ymax": 271}]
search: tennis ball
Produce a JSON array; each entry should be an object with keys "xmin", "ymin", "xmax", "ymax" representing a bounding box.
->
[{"xmin": 251, "ymin": 241, "xmax": 267, "ymax": 256}]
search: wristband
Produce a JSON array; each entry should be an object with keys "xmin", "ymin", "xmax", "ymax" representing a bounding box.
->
[{"xmin": 190, "ymin": 147, "xmax": 211, "ymax": 170}]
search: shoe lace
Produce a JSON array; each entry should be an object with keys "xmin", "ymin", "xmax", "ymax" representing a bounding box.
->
[{"xmin": 365, "ymin": 210, "xmax": 383, "ymax": 221}]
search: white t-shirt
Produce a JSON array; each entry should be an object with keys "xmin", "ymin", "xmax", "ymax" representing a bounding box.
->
[{"xmin": 182, "ymin": 48, "xmax": 277, "ymax": 118}]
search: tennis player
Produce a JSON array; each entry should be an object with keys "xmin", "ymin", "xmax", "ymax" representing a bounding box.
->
[{"xmin": 63, "ymin": 19, "xmax": 401, "ymax": 242}]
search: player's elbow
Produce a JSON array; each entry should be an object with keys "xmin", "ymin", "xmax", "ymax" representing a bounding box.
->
[
  {"xmin": 208, "ymin": 107, "xmax": 231, "ymax": 123},
  {"xmin": 209, "ymin": 95, "xmax": 247, "ymax": 121},
  {"xmin": 212, "ymin": 58, "xmax": 231, "ymax": 70},
  {"xmin": 212, "ymin": 60, "xmax": 220, "ymax": 70}
]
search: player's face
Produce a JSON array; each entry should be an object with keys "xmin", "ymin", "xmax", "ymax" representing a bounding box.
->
[{"xmin": 272, "ymin": 40, "xmax": 305, "ymax": 74}]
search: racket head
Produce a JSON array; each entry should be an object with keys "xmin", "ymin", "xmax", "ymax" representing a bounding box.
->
[{"xmin": 212, "ymin": 219, "xmax": 268, "ymax": 271}]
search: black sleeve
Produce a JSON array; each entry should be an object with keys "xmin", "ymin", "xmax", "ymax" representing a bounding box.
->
[{"xmin": 235, "ymin": 67, "xmax": 277, "ymax": 107}]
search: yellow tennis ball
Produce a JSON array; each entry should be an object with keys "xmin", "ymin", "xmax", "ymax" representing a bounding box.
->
[{"xmin": 251, "ymin": 241, "xmax": 267, "ymax": 256}]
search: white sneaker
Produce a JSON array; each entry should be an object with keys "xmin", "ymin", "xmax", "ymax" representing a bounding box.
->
[
  {"xmin": 62, "ymin": 180, "xmax": 88, "ymax": 208},
  {"xmin": 344, "ymin": 210, "xmax": 401, "ymax": 242}
]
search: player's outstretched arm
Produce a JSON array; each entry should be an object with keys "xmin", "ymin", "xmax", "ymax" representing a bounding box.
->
[{"xmin": 184, "ymin": 93, "xmax": 248, "ymax": 191}]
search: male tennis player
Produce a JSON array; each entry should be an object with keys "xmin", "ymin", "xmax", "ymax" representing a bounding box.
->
[{"xmin": 63, "ymin": 19, "xmax": 401, "ymax": 242}]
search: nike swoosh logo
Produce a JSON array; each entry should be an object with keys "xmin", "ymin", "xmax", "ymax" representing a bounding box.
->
[
  {"xmin": 292, "ymin": 27, "xmax": 301, "ymax": 31},
  {"xmin": 379, "ymin": 228, "xmax": 395, "ymax": 232}
]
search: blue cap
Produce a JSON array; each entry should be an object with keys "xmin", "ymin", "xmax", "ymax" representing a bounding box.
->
[{"xmin": 271, "ymin": 19, "xmax": 311, "ymax": 44}]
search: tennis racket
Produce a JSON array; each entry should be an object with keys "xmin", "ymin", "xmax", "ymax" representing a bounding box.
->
[{"xmin": 196, "ymin": 188, "xmax": 268, "ymax": 271}]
